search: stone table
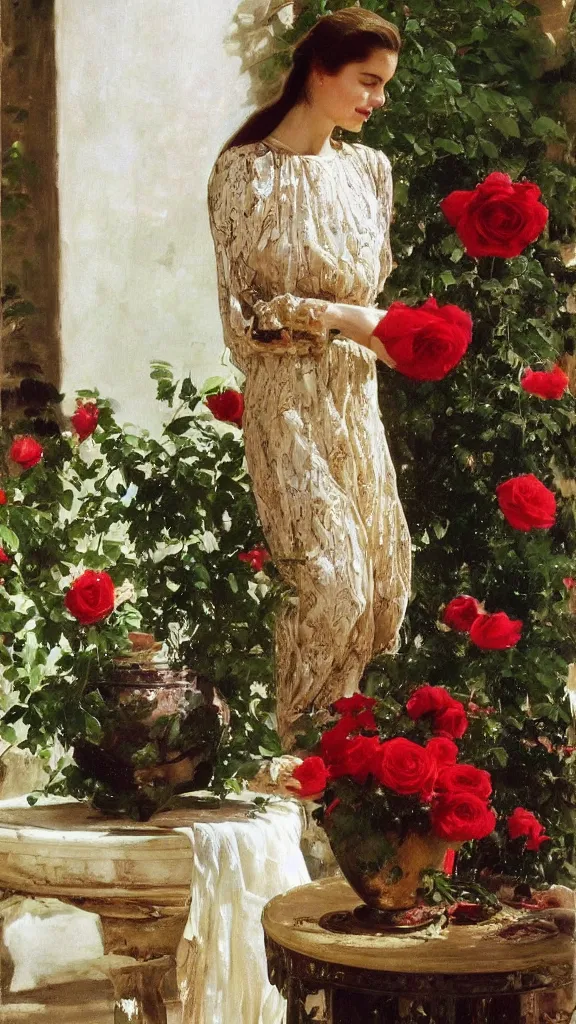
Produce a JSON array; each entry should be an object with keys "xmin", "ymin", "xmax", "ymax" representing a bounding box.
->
[
  {"xmin": 0, "ymin": 797, "xmax": 309, "ymax": 1024},
  {"xmin": 262, "ymin": 877, "xmax": 576, "ymax": 1023}
]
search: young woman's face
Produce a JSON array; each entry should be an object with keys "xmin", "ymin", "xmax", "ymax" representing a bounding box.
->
[{"xmin": 311, "ymin": 49, "xmax": 399, "ymax": 132}]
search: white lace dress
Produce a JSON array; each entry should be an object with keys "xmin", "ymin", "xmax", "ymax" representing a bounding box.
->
[{"xmin": 207, "ymin": 136, "xmax": 411, "ymax": 748}]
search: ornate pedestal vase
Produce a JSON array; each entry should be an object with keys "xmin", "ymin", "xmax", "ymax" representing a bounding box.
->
[
  {"xmin": 73, "ymin": 634, "xmax": 229, "ymax": 820},
  {"xmin": 323, "ymin": 820, "xmax": 451, "ymax": 931}
]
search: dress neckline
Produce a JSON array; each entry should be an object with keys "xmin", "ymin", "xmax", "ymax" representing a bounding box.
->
[{"xmin": 263, "ymin": 135, "xmax": 340, "ymax": 163}]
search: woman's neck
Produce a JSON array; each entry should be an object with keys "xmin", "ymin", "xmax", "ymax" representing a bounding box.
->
[{"xmin": 270, "ymin": 104, "xmax": 336, "ymax": 157}]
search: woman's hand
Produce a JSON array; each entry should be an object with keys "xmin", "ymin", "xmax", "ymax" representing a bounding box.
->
[{"xmin": 326, "ymin": 302, "xmax": 396, "ymax": 368}]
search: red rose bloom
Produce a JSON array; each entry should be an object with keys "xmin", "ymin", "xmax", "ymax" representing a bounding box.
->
[
  {"xmin": 469, "ymin": 612, "xmax": 522, "ymax": 650},
  {"xmin": 437, "ymin": 764, "xmax": 492, "ymax": 800},
  {"xmin": 440, "ymin": 172, "xmax": 548, "ymax": 259},
  {"xmin": 320, "ymin": 717, "xmax": 354, "ymax": 762},
  {"xmin": 71, "ymin": 401, "xmax": 99, "ymax": 441},
  {"xmin": 443, "ymin": 595, "xmax": 482, "ymax": 632},
  {"xmin": 496, "ymin": 474, "xmax": 556, "ymax": 532},
  {"xmin": 64, "ymin": 570, "xmax": 116, "ymax": 625},
  {"xmin": 372, "ymin": 298, "xmax": 472, "ymax": 381},
  {"xmin": 333, "ymin": 693, "xmax": 377, "ymax": 716},
  {"xmin": 521, "ymin": 365, "xmax": 568, "ymax": 400},
  {"xmin": 326, "ymin": 734, "xmax": 381, "ymax": 784},
  {"xmin": 287, "ymin": 756, "xmax": 329, "ymax": 799},
  {"xmin": 205, "ymin": 389, "xmax": 244, "ymax": 428},
  {"xmin": 507, "ymin": 807, "xmax": 550, "ymax": 852},
  {"xmin": 0, "ymin": 490, "xmax": 7, "ymax": 505},
  {"xmin": 433, "ymin": 701, "xmax": 469, "ymax": 739},
  {"xmin": 563, "ymin": 577, "xmax": 575, "ymax": 590},
  {"xmin": 406, "ymin": 684, "xmax": 455, "ymax": 720},
  {"xmin": 373, "ymin": 738, "xmax": 437, "ymax": 796},
  {"xmin": 349, "ymin": 708, "xmax": 378, "ymax": 731},
  {"xmin": 0, "ymin": 548, "xmax": 11, "ymax": 565},
  {"xmin": 324, "ymin": 713, "xmax": 377, "ymax": 738},
  {"xmin": 426, "ymin": 737, "xmax": 459, "ymax": 767},
  {"xmin": 431, "ymin": 792, "xmax": 496, "ymax": 841},
  {"xmin": 9, "ymin": 436, "xmax": 43, "ymax": 470},
  {"xmin": 238, "ymin": 546, "xmax": 270, "ymax": 572}
]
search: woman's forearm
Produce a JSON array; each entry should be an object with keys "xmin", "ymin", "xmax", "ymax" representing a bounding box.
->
[{"xmin": 326, "ymin": 302, "xmax": 394, "ymax": 367}]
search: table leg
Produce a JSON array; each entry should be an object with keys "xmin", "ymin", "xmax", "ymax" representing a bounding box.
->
[{"xmin": 106, "ymin": 955, "xmax": 173, "ymax": 1024}]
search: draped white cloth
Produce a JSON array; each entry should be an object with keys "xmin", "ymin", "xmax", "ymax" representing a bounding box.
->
[{"xmin": 176, "ymin": 798, "xmax": 309, "ymax": 1024}]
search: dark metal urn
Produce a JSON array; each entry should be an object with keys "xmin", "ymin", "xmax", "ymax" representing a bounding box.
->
[{"xmin": 73, "ymin": 633, "xmax": 230, "ymax": 819}]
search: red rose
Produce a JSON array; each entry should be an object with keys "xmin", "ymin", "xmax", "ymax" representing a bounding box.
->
[
  {"xmin": 372, "ymin": 298, "xmax": 472, "ymax": 381},
  {"xmin": 507, "ymin": 807, "xmax": 550, "ymax": 852},
  {"xmin": 440, "ymin": 172, "xmax": 548, "ymax": 259},
  {"xmin": 521, "ymin": 365, "xmax": 568, "ymax": 400},
  {"xmin": 433, "ymin": 701, "xmax": 469, "ymax": 739},
  {"xmin": 469, "ymin": 612, "xmax": 522, "ymax": 650},
  {"xmin": 205, "ymin": 389, "xmax": 244, "ymax": 427},
  {"xmin": 443, "ymin": 595, "xmax": 482, "ymax": 632},
  {"xmin": 71, "ymin": 401, "xmax": 99, "ymax": 441},
  {"xmin": 406, "ymin": 684, "xmax": 455, "ymax": 720},
  {"xmin": 9, "ymin": 436, "xmax": 43, "ymax": 470},
  {"xmin": 320, "ymin": 718, "xmax": 353, "ymax": 761},
  {"xmin": 563, "ymin": 578, "xmax": 575, "ymax": 590},
  {"xmin": 373, "ymin": 738, "xmax": 437, "ymax": 796},
  {"xmin": 64, "ymin": 570, "xmax": 116, "ymax": 625},
  {"xmin": 348, "ymin": 708, "xmax": 378, "ymax": 731},
  {"xmin": 0, "ymin": 490, "xmax": 7, "ymax": 505},
  {"xmin": 333, "ymin": 693, "xmax": 377, "ymax": 716},
  {"xmin": 0, "ymin": 548, "xmax": 11, "ymax": 565},
  {"xmin": 496, "ymin": 474, "xmax": 556, "ymax": 531},
  {"xmin": 287, "ymin": 756, "xmax": 329, "ymax": 799},
  {"xmin": 431, "ymin": 792, "xmax": 496, "ymax": 841},
  {"xmin": 426, "ymin": 737, "xmax": 459, "ymax": 767},
  {"xmin": 437, "ymin": 764, "xmax": 492, "ymax": 800},
  {"xmin": 324, "ymin": 713, "xmax": 377, "ymax": 738},
  {"xmin": 238, "ymin": 545, "xmax": 270, "ymax": 572},
  {"xmin": 325, "ymin": 734, "xmax": 380, "ymax": 784}
]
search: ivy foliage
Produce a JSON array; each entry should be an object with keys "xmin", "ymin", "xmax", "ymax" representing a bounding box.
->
[{"xmin": 279, "ymin": 0, "xmax": 576, "ymax": 883}]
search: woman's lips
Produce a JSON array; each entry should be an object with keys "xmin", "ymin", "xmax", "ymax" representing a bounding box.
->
[{"xmin": 355, "ymin": 108, "xmax": 371, "ymax": 119}]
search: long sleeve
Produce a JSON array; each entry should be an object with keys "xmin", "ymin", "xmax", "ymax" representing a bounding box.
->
[
  {"xmin": 207, "ymin": 148, "xmax": 331, "ymax": 364},
  {"xmin": 375, "ymin": 150, "xmax": 394, "ymax": 296}
]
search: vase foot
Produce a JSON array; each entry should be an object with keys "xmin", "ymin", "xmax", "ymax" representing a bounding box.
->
[{"xmin": 319, "ymin": 904, "xmax": 445, "ymax": 936}]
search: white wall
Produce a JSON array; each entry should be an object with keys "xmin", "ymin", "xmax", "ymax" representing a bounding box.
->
[{"xmin": 55, "ymin": 0, "xmax": 259, "ymax": 429}]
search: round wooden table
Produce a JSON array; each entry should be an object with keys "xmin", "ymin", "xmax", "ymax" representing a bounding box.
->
[{"xmin": 262, "ymin": 877, "xmax": 575, "ymax": 1024}]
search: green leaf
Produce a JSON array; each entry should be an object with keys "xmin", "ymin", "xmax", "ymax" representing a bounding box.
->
[
  {"xmin": 0, "ymin": 527, "xmax": 19, "ymax": 552},
  {"xmin": 165, "ymin": 416, "xmax": 193, "ymax": 436},
  {"xmin": 433, "ymin": 138, "xmax": 464, "ymax": 155},
  {"xmin": 491, "ymin": 115, "xmax": 520, "ymax": 139},
  {"xmin": 492, "ymin": 747, "xmax": 508, "ymax": 767},
  {"xmin": 478, "ymin": 139, "xmax": 499, "ymax": 159},
  {"xmin": 531, "ymin": 116, "xmax": 567, "ymax": 140},
  {"xmin": 440, "ymin": 271, "xmax": 457, "ymax": 287}
]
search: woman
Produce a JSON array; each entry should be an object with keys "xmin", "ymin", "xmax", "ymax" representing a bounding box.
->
[{"xmin": 207, "ymin": 8, "xmax": 410, "ymax": 751}]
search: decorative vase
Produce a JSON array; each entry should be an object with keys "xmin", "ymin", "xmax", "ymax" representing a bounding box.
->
[
  {"xmin": 325, "ymin": 823, "xmax": 450, "ymax": 912},
  {"xmin": 73, "ymin": 633, "xmax": 230, "ymax": 819}
]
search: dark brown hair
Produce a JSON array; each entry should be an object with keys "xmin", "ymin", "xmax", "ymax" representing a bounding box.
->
[{"xmin": 220, "ymin": 7, "xmax": 401, "ymax": 154}]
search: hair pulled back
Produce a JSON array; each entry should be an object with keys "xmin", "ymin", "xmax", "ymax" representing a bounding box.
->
[{"xmin": 220, "ymin": 7, "xmax": 401, "ymax": 154}]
